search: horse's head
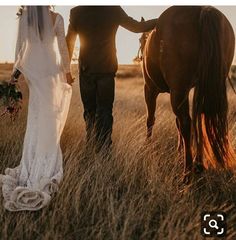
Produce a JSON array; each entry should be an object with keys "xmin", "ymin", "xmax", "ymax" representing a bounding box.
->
[
  {"xmin": 139, "ymin": 17, "xmax": 150, "ymax": 53},
  {"xmin": 133, "ymin": 17, "xmax": 151, "ymax": 63}
]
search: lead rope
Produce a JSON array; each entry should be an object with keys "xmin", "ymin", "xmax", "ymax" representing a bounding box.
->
[{"xmin": 133, "ymin": 47, "xmax": 142, "ymax": 63}]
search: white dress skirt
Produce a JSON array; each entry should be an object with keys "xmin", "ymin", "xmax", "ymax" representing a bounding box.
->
[{"xmin": 0, "ymin": 11, "xmax": 72, "ymax": 211}]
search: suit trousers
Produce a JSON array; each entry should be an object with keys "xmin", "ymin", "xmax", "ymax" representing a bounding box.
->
[{"xmin": 79, "ymin": 72, "xmax": 115, "ymax": 150}]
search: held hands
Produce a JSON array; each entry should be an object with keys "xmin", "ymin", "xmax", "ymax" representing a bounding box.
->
[{"xmin": 66, "ymin": 72, "xmax": 75, "ymax": 86}]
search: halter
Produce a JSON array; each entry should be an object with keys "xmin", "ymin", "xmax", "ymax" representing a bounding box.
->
[{"xmin": 133, "ymin": 32, "xmax": 150, "ymax": 63}]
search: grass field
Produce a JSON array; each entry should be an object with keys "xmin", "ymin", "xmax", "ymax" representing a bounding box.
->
[{"xmin": 0, "ymin": 63, "xmax": 236, "ymax": 239}]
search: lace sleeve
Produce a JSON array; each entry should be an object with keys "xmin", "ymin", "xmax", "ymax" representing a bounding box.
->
[
  {"xmin": 15, "ymin": 18, "xmax": 22, "ymax": 62},
  {"xmin": 14, "ymin": 16, "xmax": 26, "ymax": 72},
  {"xmin": 55, "ymin": 14, "xmax": 71, "ymax": 73},
  {"xmin": 14, "ymin": 11, "xmax": 30, "ymax": 74}
]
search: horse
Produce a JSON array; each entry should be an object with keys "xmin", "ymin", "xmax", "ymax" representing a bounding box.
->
[{"xmin": 139, "ymin": 6, "xmax": 235, "ymax": 179}]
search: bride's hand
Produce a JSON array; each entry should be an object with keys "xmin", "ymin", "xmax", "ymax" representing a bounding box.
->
[
  {"xmin": 10, "ymin": 69, "xmax": 21, "ymax": 84},
  {"xmin": 9, "ymin": 74, "xmax": 16, "ymax": 84},
  {"xmin": 66, "ymin": 72, "xmax": 74, "ymax": 86}
]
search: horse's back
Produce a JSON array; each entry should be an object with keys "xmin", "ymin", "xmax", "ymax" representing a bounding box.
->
[
  {"xmin": 149, "ymin": 7, "xmax": 201, "ymax": 91},
  {"xmin": 158, "ymin": 6, "xmax": 202, "ymax": 59},
  {"xmin": 144, "ymin": 6, "xmax": 234, "ymax": 92}
]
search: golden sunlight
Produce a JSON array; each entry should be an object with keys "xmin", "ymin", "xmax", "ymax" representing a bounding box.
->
[{"xmin": 1, "ymin": 6, "xmax": 236, "ymax": 64}]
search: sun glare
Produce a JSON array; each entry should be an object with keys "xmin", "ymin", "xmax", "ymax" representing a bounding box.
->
[{"xmin": 0, "ymin": 6, "xmax": 236, "ymax": 64}]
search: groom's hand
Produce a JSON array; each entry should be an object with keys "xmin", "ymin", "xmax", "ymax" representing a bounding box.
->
[{"xmin": 66, "ymin": 72, "xmax": 74, "ymax": 86}]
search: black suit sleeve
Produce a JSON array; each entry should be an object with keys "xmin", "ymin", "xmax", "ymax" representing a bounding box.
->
[{"xmin": 118, "ymin": 7, "xmax": 157, "ymax": 33}]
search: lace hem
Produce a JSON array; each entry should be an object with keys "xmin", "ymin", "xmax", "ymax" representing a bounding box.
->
[{"xmin": 0, "ymin": 167, "xmax": 59, "ymax": 212}]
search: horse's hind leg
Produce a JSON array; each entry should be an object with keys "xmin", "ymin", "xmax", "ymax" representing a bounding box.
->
[
  {"xmin": 193, "ymin": 144, "xmax": 205, "ymax": 174},
  {"xmin": 176, "ymin": 118, "xmax": 184, "ymax": 152},
  {"xmin": 144, "ymin": 84, "xmax": 159, "ymax": 138},
  {"xmin": 170, "ymin": 91, "xmax": 193, "ymax": 176}
]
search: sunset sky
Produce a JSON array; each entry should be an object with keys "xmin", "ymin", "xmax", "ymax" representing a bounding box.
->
[{"xmin": 0, "ymin": 6, "xmax": 236, "ymax": 64}]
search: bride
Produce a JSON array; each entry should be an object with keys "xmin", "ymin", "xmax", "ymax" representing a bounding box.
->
[{"xmin": 0, "ymin": 6, "xmax": 73, "ymax": 211}]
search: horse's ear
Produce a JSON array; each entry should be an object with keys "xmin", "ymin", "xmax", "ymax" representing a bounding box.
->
[{"xmin": 141, "ymin": 17, "xmax": 145, "ymax": 22}]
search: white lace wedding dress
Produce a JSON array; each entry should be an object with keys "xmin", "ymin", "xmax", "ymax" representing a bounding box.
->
[{"xmin": 0, "ymin": 8, "xmax": 72, "ymax": 211}]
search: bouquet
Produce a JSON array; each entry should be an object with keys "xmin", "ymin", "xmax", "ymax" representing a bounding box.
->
[{"xmin": 0, "ymin": 81, "xmax": 22, "ymax": 120}]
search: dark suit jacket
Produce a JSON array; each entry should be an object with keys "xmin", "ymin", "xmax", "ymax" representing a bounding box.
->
[{"xmin": 66, "ymin": 6, "xmax": 157, "ymax": 74}]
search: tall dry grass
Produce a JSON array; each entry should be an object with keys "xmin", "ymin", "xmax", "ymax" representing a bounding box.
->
[{"xmin": 0, "ymin": 64, "xmax": 236, "ymax": 239}]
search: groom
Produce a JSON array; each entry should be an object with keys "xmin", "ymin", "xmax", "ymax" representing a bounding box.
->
[{"xmin": 66, "ymin": 6, "xmax": 157, "ymax": 151}]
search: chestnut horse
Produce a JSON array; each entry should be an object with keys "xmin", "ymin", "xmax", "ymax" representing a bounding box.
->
[{"xmin": 140, "ymin": 6, "xmax": 235, "ymax": 178}]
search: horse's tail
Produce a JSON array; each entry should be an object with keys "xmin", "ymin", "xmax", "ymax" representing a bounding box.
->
[{"xmin": 192, "ymin": 7, "xmax": 234, "ymax": 168}]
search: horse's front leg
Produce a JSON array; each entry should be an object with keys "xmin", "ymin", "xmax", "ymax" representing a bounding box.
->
[
  {"xmin": 144, "ymin": 83, "xmax": 159, "ymax": 139},
  {"xmin": 176, "ymin": 118, "xmax": 184, "ymax": 152}
]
